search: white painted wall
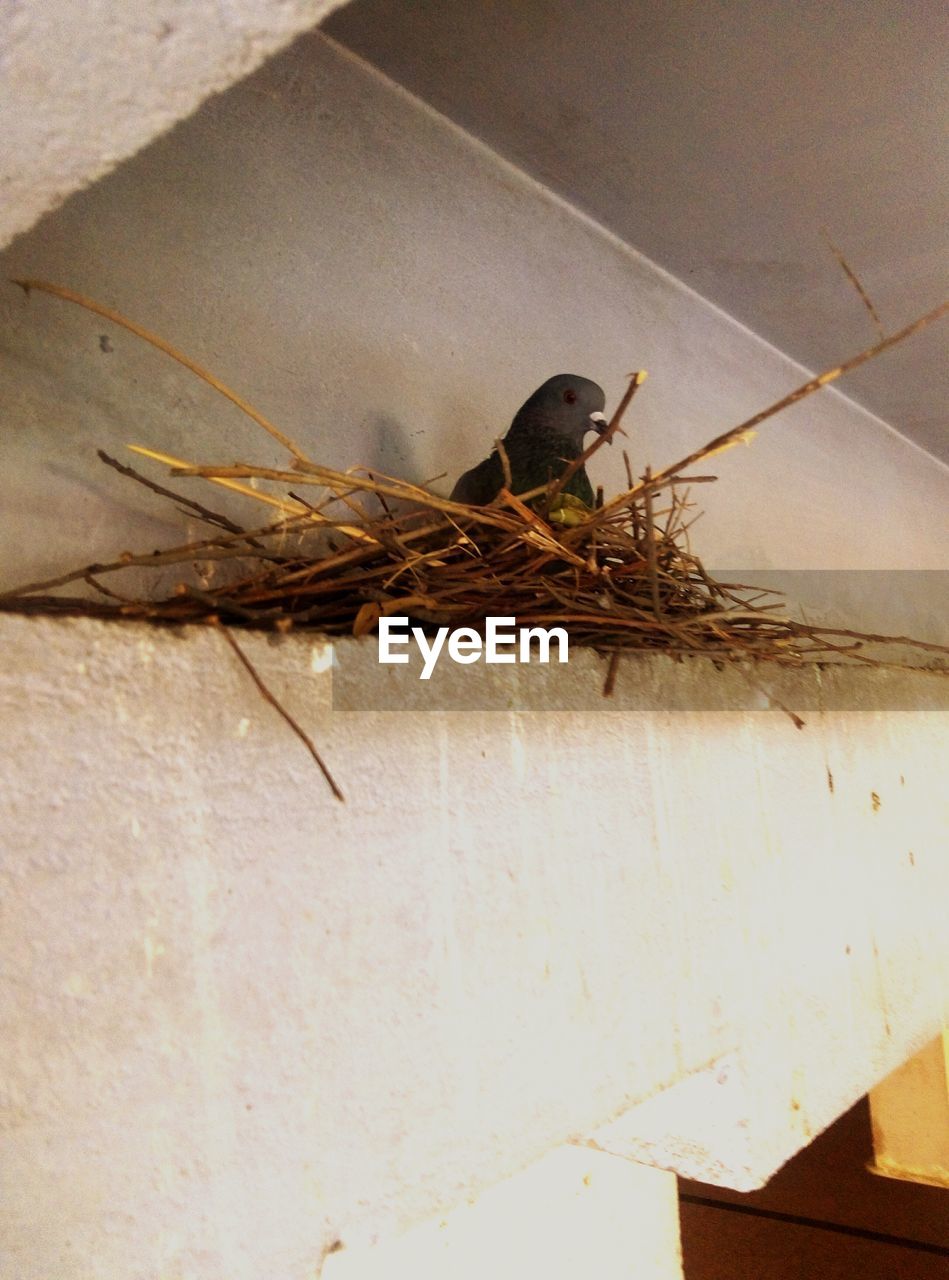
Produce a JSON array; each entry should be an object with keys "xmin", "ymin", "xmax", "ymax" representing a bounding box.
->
[{"xmin": 323, "ymin": 1150, "xmax": 683, "ymax": 1280}]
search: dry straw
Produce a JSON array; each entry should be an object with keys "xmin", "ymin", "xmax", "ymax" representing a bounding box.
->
[{"xmin": 3, "ymin": 280, "xmax": 948, "ymax": 794}]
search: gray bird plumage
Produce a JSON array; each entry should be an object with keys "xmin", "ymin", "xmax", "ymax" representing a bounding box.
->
[{"xmin": 450, "ymin": 374, "xmax": 608, "ymax": 508}]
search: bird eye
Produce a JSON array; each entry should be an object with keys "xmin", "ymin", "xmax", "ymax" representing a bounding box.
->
[{"xmin": 563, "ymin": 388, "xmax": 577, "ymax": 404}]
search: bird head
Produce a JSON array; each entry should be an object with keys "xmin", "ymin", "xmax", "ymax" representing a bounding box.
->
[{"xmin": 515, "ymin": 374, "xmax": 609, "ymax": 446}]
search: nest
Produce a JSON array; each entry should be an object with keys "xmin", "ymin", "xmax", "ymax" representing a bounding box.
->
[
  {"xmin": 2, "ymin": 281, "xmax": 947, "ymax": 799},
  {"xmin": 5, "ymin": 284, "xmax": 947, "ymax": 653}
]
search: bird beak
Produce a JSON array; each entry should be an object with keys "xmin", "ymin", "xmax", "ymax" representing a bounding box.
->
[{"xmin": 588, "ymin": 411, "xmax": 611, "ymax": 441}]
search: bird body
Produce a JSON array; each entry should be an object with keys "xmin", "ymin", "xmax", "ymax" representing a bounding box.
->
[{"xmin": 450, "ymin": 374, "xmax": 608, "ymax": 508}]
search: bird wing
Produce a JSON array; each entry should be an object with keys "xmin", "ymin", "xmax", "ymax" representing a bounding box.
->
[
  {"xmin": 450, "ymin": 452, "xmax": 503, "ymax": 505},
  {"xmin": 450, "ymin": 441, "xmax": 594, "ymax": 508}
]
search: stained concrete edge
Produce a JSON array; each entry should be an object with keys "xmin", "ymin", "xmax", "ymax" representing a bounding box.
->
[{"xmin": 2, "ymin": 612, "xmax": 947, "ymax": 714}]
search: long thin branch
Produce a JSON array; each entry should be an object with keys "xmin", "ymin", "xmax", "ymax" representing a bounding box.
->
[
  {"xmin": 219, "ymin": 627, "xmax": 344, "ymax": 802},
  {"xmin": 128, "ymin": 445, "xmax": 380, "ymax": 546},
  {"xmin": 591, "ymin": 298, "xmax": 949, "ymax": 523},
  {"xmin": 12, "ymin": 278, "xmax": 310, "ymax": 461},
  {"xmin": 0, "ymin": 518, "xmax": 301, "ymax": 600},
  {"xmin": 821, "ymin": 228, "xmax": 885, "ymax": 339},
  {"xmin": 97, "ymin": 450, "xmax": 261, "ymax": 543}
]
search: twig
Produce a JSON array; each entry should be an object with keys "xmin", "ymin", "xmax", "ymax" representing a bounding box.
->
[
  {"xmin": 821, "ymin": 228, "xmax": 885, "ymax": 339},
  {"xmin": 642, "ymin": 467, "xmax": 663, "ymax": 619},
  {"xmin": 781, "ymin": 621, "xmax": 949, "ymax": 655},
  {"xmin": 366, "ymin": 474, "xmax": 393, "ymax": 517},
  {"xmin": 127, "ymin": 446, "xmax": 332, "ymax": 525},
  {"xmin": 603, "ymin": 649, "xmax": 622, "ymax": 697},
  {"xmin": 12, "ymin": 278, "xmax": 311, "ymax": 462},
  {"xmin": 181, "ymin": 584, "xmax": 286, "ymax": 622},
  {"xmin": 218, "ymin": 627, "xmax": 344, "ymax": 802},
  {"xmin": 97, "ymin": 450, "xmax": 262, "ymax": 543},
  {"xmin": 591, "ymin": 299, "xmax": 949, "ymax": 523},
  {"xmin": 0, "ymin": 517, "xmax": 300, "ymax": 601}
]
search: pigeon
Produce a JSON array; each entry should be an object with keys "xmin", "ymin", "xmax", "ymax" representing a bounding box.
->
[{"xmin": 450, "ymin": 374, "xmax": 609, "ymax": 508}]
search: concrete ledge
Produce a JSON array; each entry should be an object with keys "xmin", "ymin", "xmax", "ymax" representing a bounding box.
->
[
  {"xmin": 1, "ymin": 1, "xmax": 348, "ymax": 250},
  {"xmin": 1, "ymin": 614, "xmax": 946, "ymax": 1276},
  {"xmin": 324, "ymin": 1148, "xmax": 682, "ymax": 1280},
  {"xmin": 331, "ymin": 630, "xmax": 949, "ymax": 712}
]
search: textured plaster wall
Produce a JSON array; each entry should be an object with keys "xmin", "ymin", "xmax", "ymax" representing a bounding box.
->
[
  {"xmin": 1, "ymin": 615, "xmax": 947, "ymax": 1277},
  {"xmin": 0, "ymin": 0, "xmax": 350, "ymax": 251}
]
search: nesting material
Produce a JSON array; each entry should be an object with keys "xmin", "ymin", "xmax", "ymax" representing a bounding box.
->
[
  {"xmin": 3, "ymin": 280, "xmax": 948, "ymax": 688},
  {"xmin": 2, "ymin": 427, "xmax": 947, "ymax": 693}
]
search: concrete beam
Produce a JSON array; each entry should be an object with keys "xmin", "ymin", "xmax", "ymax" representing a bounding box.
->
[
  {"xmin": 1, "ymin": 614, "xmax": 946, "ymax": 1275},
  {"xmin": 0, "ymin": 0, "xmax": 349, "ymax": 251}
]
